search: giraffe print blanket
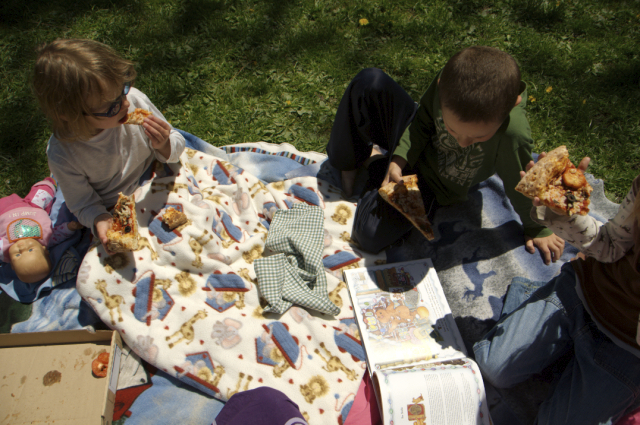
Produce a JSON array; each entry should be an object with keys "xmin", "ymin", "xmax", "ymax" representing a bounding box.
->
[
  {"xmin": 4, "ymin": 132, "xmax": 623, "ymax": 423},
  {"xmin": 76, "ymin": 145, "xmax": 384, "ymax": 424}
]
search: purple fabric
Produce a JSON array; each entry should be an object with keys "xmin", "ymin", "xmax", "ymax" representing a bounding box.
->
[{"xmin": 213, "ymin": 387, "xmax": 307, "ymax": 425}]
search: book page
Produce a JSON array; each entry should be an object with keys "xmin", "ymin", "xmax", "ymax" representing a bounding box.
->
[
  {"xmin": 373, "ymin": 359, "xmax": 492, "ymax": 425},
  {"xmin": 344, "ymin": 259, "xmax": 467, "ymax": 373}
]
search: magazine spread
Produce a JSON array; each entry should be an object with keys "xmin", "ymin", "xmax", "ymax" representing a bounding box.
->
[{"xmin": 344, "ymin": 259, "xmax": 492, "ymax": 425}]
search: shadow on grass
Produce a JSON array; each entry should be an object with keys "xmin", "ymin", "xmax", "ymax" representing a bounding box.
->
[{"xmin": 1, "ymin": 0, "xmax": 638, "ymax": 198}]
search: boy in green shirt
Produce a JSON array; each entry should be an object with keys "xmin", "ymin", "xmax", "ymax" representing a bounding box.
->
[{"xmin": 326, "ymin": 46, "xmax": 564, "ymax": 263}]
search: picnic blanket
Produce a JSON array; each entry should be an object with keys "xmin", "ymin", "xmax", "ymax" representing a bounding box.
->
[
  {"xmin": 0, "ymin": 130, "xmax": 622, "ymax": 425},
  {"xmin": 75, "ymin": 134, "xmax": 384, "ymax": 424}
]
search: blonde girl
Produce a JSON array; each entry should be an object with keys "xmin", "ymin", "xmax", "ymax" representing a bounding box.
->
[{"xmin": 33, "ymin": 39, "xmax": 185, "ymax": 251}]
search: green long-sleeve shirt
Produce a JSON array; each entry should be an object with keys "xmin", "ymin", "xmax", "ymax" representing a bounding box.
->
[{"xmin": 393, "ymin": 74, "xmax": 551, "ymax": 238}]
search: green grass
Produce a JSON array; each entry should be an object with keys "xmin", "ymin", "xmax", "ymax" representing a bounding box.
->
[{"xmin": 1, "ymin": 0, "xmax": 639, "ymax": 202}]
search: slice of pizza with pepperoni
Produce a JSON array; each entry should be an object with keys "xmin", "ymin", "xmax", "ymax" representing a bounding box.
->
[{"xmin": 516, "ymin": 145, "xmax": 593, "ymax": 216}]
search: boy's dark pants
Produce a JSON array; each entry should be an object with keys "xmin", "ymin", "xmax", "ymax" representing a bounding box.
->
[{"xmin": 327, "ymin": 68, "xmax": 438, "ymax": 253}]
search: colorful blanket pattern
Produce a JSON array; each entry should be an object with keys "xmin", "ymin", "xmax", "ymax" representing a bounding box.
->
[{"xmin": 76, "ymin": 147, "xmax": 384, "ymax": 424}]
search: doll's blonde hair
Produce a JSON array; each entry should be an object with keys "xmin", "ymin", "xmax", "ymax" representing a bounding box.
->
[{"xmin": 32, "ymin": 39, "xmax": 136, "ymax": 142}]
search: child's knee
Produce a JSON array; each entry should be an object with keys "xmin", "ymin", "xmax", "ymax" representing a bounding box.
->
[
  {"xmin": 354, "ymin": 68, "xmax": 392, "ymax": 94},
  {"xmin": 351, "ymin": 223, "xmax": 385, "ymax": 254},
  {"xmin": 473, "ymin": 341, "xmax": 521, "ymax": 388}
]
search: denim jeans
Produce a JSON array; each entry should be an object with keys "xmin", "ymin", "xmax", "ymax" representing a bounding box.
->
[{"xmin": 473, "ymin": 264, "xmax": 640, "ymax": 425}]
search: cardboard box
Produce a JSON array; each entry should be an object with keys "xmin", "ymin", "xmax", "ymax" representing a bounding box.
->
[{"xmin": 0, "ymin": 329, "xmax": 122, "ymax": 425}]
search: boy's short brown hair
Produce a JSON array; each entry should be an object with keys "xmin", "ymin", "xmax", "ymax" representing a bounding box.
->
[
  {"xmin": 438, "ymin": 46, "xmax": 521, "ymax": 124},
  {"xmin": 32, "ymin": 39, "xmax": 136, "ymax": 142}
]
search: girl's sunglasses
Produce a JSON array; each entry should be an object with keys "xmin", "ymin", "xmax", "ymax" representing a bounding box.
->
[{"xmin": 92, "ymin": 83, "xmax": 131, "ymax": 117}]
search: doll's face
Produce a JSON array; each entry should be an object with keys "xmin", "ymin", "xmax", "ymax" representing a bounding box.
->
[{"xmin": 9, "ymin": 238, "xmax": 52, "ymax": 284}]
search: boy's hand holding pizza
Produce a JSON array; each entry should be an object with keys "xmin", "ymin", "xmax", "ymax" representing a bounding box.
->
[{"xmin": 382, "ymin": 156, "xmax": 408, "ymax": 187}]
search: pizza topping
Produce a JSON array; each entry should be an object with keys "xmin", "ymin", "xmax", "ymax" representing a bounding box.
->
[
  {"xmin": 562, "ymin": 166, "xmax": 587, "ymax": 190},
  {"xmin": 112, "ymin": 197, "xmax": 135, "ymax": 233},
  {"xmin": 91, "ymin": 352, "xmax": 110, "ymax": 378},
  {"xmin": 106, "ymin": 193, "xmax": 139, "ymax": 252},
  {"xmin": 379, "ymin": 175, "xmax": 435, "ymax": 241},
  {"xmin": 515, "ymin": 145, "xmax": 592, "ymax": 216}
]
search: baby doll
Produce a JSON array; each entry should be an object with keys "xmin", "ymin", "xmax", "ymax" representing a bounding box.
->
[{"xmin": 0, "ymin": 177, "xmax": 82, "ymax": 283}]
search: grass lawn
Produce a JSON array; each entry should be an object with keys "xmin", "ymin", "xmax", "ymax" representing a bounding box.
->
[{"xmin": 1, "ymin": 0, "xmax": 639, "ymax": 202}]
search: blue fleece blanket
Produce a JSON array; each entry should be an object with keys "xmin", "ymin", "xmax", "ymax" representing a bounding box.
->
[{"xmin": 0, "ymin": 130, "xmax": 619, "ymax": 425}]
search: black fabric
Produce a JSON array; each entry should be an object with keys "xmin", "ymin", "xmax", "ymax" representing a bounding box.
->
[
  {"xmin": 352, "ymin": 157, "xmax": 440, "ymax": 253},
  {"xmin": 327, "ymin": 68, "xmax": 438, "ymax": 253},
  {"xmin": 326, "ymin": 68, "xmax": 418, "ymax": 171}
]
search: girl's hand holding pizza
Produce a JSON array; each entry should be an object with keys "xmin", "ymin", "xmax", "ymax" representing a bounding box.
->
[
  {"xmin": 94, "ymin": 213, "xmax": 115, "ymax": 255},
  {"xmin": 143, "ymin": 115, "xmax": 172, "ymax": 159}
]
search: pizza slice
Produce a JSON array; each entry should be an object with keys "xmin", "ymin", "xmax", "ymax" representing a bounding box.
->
[
  {"xmin": 515, "ymin": 145, "xmax": 593, "ymax": 216},
  {"xmin": 124, "ymin": 108, "xmax": 153, "ymax": 125},
  {"xmin": 162, "ymin": 207, "xmax": 187, "ymax": 230},
  {"xmin": 379, "ymin": 175, "xmax": 435, "ymax": 241},
  {"xmin": 106, "ymin": 193, "xmax": 139, "ymax": 252}
]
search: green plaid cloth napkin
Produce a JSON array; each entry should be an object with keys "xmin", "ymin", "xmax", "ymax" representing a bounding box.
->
[{"xmin": 254, "ymin": 203, "xmax": 340, "ymax": 315}]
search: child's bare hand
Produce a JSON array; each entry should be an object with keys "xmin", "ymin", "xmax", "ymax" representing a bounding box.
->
[
  {"xmin": 576, "ymin": 156, "xmax": 591, "ymax": 172},
  {"xmin": 382, "ymin": 156, "xmax": 407, "ymax": 187},
  {"xmin": 525, "ymin": 233, "xmax": 565, "ymax": 265},
  {"xmin": 143, "ymin": 115, "xmax": 172, "ymax": 159},
  {"xmin": 94, "ymin": 213, "xmax": 115, "ymax": 255},
  {"xmin": 571, "ymin": 251, "xmax": 586, "ymax": 261}
]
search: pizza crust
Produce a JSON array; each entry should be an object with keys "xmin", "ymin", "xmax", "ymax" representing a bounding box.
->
[
  {"xmin": 379, "ymin": 175, "xmax": 435, "ymax": 241},
  {"xmin": 124, "ymin": 108, "xmax": 153, "ymax": 125},
  {"xmin": 515, "ymin": 145, "xmax": 593, "ymax": 216},
  {"xmin": 162, "ymin": 207, "xmax": 188, "ymax": 230},
  {"xmin": 106, "ymin": 193, "xmax": 139, "ymax": 252}
]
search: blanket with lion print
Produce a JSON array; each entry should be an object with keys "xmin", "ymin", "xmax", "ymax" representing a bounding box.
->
[{"xmin": 76, "ymin": 146, "xmax": 384, "ymax": 424}]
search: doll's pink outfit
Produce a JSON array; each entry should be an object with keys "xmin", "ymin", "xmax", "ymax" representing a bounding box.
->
[{"xmin": 0, "ymin": 178, "xmax": 75, "ymax": 263}]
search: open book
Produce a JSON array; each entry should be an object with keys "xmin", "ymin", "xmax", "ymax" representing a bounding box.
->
[{"xmin": 344, "ymin": 259, "xmax": 492, "ymax": 425}]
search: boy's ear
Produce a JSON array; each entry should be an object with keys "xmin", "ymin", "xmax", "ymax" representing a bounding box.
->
[{"xmin": 515, "ymin": 95, "xmax": 522, "ymax": 107}]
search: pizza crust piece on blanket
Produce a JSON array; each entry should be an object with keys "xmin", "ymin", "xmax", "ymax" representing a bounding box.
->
[
  {"xmin": 124, "ymin": 108, "xmax": 152, "ymax": 125},
  {"xmin": 162, "ymin": 207, "xmax": 188, "ymax": 230},
  {"xmin": 515, "ymin": 145, "xmax": 593, "ymax": 216},
  {"xmin": 379, "ymin": 175, "xmax": 435, "ymax": 241},
  {"xmin": 106, "ymin": 193, "xmax": 139, "ymax": 252}
]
